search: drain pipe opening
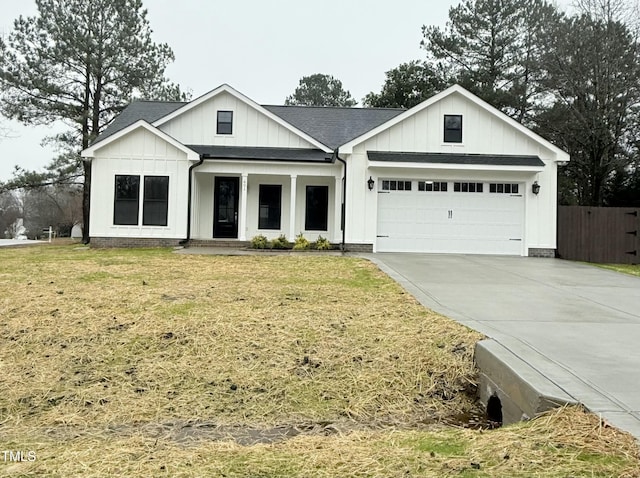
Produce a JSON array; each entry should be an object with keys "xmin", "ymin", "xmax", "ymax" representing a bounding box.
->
[{"xmin": 487, "ymin": 392, "xmax": 503, "ymax": 425}]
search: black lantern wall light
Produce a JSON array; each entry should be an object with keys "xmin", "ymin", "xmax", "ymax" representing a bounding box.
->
[
  {"xmin": 532, "ymin": 181, "xmax": 540, "ymax": 195},
  {"xmin": 367, "ymin": 176, "xmax": 375, "ymax": 191}
]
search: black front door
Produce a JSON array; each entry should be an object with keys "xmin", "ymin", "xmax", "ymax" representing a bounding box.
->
[{"xmin": 213, "ymin": 176, "xmax": 239, "ymax": 238}]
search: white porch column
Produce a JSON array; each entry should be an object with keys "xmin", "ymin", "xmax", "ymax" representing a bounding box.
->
[
  {"xmin": 334, "ymin": 176, "xmax": 342, "ymax": 243},
  {"xmin": 289, "ymin": 175, "xmax": 297, "ymax": 238},
  {"xmin": 239, "ymin": 174, "xmax": 248, "ymax": 240}
]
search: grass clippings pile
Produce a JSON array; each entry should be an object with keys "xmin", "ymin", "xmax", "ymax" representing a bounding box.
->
[{"xmin": 1, "ymin": 245, "xmax": 639, "ymax": 477}]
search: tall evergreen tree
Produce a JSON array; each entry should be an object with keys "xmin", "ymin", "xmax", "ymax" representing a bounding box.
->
[
  {"xmin": 421, "ymin": 0, "xmax": 561, "ymax": 123},
  {"xmin": 285, "ymin": 74, "xmax": 357, "ymax": 107},
  {"xmin": 362, "ymin": 61, "xmax": 447, "ymax": 109},
  {"xmin": 536, "ymin": 13, "xmax": 640, "ymax": 206},
  {"xmin": 0, "ymin": 0, "xmax": 185, "ymax": 242}
]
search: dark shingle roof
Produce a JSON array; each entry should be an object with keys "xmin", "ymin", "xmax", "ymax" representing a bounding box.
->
[
  {"xmin": 95, "ymin": 100, "xmax": 405, "ymax": 149},
  {"xmin": 263, "ymin": 105, "xmax": 404, "ymax": 149},
  {"xmin": 367, "ymin": 152, "xmax": 545, "ymax": 167},
  {"xmin": 96, "ymin": 101, "xmax": 186, "ymax": 142},
  {"xmin": 186, "ymin": 146, "xmax": 332, "ymax": 163}
]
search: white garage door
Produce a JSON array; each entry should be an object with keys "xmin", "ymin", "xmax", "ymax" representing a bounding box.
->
[{"xmin": 376, "ymin": 179, "xmax": 524, "ymax": 255}]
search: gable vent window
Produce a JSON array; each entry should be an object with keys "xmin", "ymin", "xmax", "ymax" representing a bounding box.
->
[
  {"xmin": 453, "ymin": 182, "xmax": 483, "ymax": 193},
  {"xmin": 381, "ymin": 180, "xmax": 412, "ymax": 191},
  {"xmin": 444, "ymin": 114, "xmax": 462, "ymax": 143},
  {"xmin": 418, "ymin": 181, "xmax": 448, "ymax": 192},
  {"xmin": 489, "ymin": 183, "xmax": 519, "ymax": 194},
  {"xmin": 217, "ymin": 110, "xmax": 233, "ymax": 135}
]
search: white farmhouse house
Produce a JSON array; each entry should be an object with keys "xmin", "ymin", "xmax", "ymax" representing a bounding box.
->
[{"xmin": 81, "ymin": 84, "xmax": 569, "ymax": 256}]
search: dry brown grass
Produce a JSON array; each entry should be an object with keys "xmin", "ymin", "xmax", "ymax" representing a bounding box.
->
[
  {"xmin": 1, "ymin": 246, "xmax": 479, "ymax": 430},
  {"xmin": 3, "ymin": 406, "xmax": 639, "ymax": 477},
  {"xmin": 1, "ymin": 245, "xmax": 638, "ymax": 477}
]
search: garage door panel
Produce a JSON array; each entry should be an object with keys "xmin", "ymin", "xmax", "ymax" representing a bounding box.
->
[
  {"xmin": 377, "ymin": 235, "xmax": 522, "ymax": 255},
  {"xmin": 376, "ymin": 180, "xmax": 524, "ymax": 255}
]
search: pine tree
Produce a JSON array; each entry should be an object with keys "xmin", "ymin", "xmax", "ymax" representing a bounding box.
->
[{"xmin": 0, "ymin": 0, "xmax": 186, "ymax": 242}]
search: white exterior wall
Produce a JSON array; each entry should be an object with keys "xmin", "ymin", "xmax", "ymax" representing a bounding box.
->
[
  {"xmin": 159, "ymin": 92, "xmax": 317, "ymax": 149},
  {"xmin": 345, "ymin": 92, "xmax": 561, "ymax": 252},
  {"xmin": 89, "ymin": 128, "xmax": 190, "ymax": 238}
]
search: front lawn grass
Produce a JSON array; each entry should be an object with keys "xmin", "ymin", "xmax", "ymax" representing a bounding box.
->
[{"xmin": 1, "ymin": 245, "xmax": 638, "ymax": 477}]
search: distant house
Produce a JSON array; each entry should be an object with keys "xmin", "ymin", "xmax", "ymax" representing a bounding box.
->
[{"xmin": 81, "ymin": 84, "xmax": 569, "ymax": 256}]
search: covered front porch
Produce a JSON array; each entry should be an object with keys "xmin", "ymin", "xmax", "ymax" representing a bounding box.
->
[{"xmin": 189, "ymin": 159, "xmax": 343, "ymax": 244}]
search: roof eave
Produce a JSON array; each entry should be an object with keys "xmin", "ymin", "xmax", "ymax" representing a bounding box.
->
[
  {"xmin": 367, "ymin": 160, "xmax": 545, "ymax": 173},
  {"xmin": 81, "ymin": 120, "xmax": 200, "ymax": 160}
]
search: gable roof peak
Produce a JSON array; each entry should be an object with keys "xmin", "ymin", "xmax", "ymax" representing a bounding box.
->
[{"xmin": 339, "ymin": 83, "xmax": 570, "ymax": 161}]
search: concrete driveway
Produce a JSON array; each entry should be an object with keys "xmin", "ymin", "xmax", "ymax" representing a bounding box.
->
[{"xmin": 367, "ymin": 253, "xmax": 640, "ymax": 438}]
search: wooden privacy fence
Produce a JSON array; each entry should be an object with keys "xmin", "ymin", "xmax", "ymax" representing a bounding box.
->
[{"xmin": 557, "ymin": 206, "xmax": 639, "ymax": 264}]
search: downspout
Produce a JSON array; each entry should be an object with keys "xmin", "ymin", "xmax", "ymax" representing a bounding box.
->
[
  {"xmin": 333, "ymin": 148, "xmax": 347, "ymax": 252},
  {"xmin": 179, "ymin": 156, "xmax": 205, "ymax": 246}
]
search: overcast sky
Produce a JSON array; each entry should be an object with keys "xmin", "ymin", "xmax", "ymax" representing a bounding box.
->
[{"xmin": 0, "ymin": 0, "xmax": 569, "ymax": 182}]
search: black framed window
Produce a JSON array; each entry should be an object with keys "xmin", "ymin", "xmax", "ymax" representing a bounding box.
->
[
  {"xmin": 143, "ymin": 176, "xmax": 169, "ymax": 226},
  {"xmin": 258, "ymin": 184, "xmax": 282, "ymax": 230},
  {"xmin": 453, "ymin": 182, "xmax": 483, "ymax": 193},
  {"xmin": 381, "ymin": 180, "xmax": 412, "ymax": 191},
  {"xmin": 444, "ymin": 115, "xmax": 463, "ymax": 143},
  {"xmin": 305, "ymin": 185, "xmax": 328, "ymax": 231},
  {"xmin": 217, "ymin": 110, "xmax": 233, "ymax": 135},
  {"xmin": 114, "ymin": 175, "xmax": 140, "ymax": 225},
  {"xmin": 419, "ymin": 181, "xmax": 448, "ymax": 192},
  {"xmin": 490, "ymin": 183, "xmax": 519, "ymax": 194}
]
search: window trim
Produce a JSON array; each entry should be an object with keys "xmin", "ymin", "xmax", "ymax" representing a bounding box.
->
[
  {"xmin": 216, "ymin": 110, "xmax": 234, "ymax": 135},
  {"xmin": 258, "ymin": 184, "xmax": 282, "ymax": 230},
  {"xmin": 444, "ymin": 114, "xmax": 463, "ymax": 143}
]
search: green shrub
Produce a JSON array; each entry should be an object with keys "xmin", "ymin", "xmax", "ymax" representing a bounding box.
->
[
  {"xmin": 293, "ymin": 233, "xmax": 310, "ymax": 250},
  {"xmin": 271, "ymin": 234, "xmax": 290, "ymax": 249},
  {"xmin": 314, "ymin": 235, "xmax": 332, "ymax": 250},
  {"xmin": 251, "ymin": 234, "xmax": 270, "ymax": 249}
]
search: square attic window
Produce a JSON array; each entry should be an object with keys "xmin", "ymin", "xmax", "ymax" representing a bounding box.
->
[
  {"xmin": 217, "ymin": 110, "xmax": 233, "ymax": 135},
  {"xmin": 444, "ymin": 114, "xmax": 462, "ymax": 143}
]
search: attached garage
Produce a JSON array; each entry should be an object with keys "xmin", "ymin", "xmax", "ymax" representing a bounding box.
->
[
  {"xmin": 376, "ymin": 178, "xmax": 525, "ymax": 254},
  {"xmin": 369, "ymin": 152, "xmax": 547, "ymax": 255}
]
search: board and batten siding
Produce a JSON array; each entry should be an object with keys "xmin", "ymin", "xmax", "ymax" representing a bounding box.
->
[
  {"xmin": 344, "ymin": 91, "xmax": 560, "ymax": 252},
  {"xmin": 89, "ymin": 127, "xmax": 190, "ymax": 239},
  {"xmin": 159, "ymin": 91, "xmax": 317, "ymax": 149}
]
